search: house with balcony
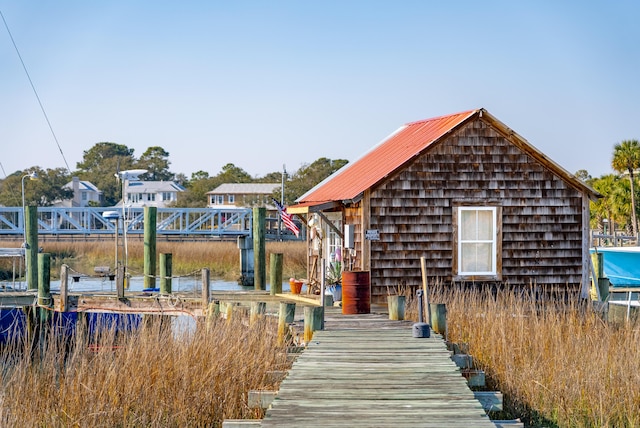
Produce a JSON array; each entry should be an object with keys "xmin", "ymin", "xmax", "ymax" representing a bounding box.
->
[
  {"xmin": 123, "ymin": 180, "xmax": 185, "ymax": 208},
  {"xmin": 58, "ymin": 177, "xmax": 103, "ymax": 207},
  {"xmin": 206, "ymin": 183, "xmax": 279, "ymax": 208}
]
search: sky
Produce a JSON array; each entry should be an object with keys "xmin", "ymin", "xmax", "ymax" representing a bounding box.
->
[{"xmin": 1, "ymin": 1, "xmax": 638, "ymax": 180}]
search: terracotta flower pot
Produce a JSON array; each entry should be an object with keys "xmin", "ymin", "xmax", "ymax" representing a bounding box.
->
[{"xmin": 290, "ymin": 279, "xmax": 303, "ymax": 294}]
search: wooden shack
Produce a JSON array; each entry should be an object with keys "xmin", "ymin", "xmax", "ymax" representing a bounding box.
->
[{"xmin": 288, "ymin": 108, "xmax": 600, "ymax": 303}]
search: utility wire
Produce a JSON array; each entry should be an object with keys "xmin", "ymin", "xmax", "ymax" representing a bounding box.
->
[{"xmin": 1, "ymin": 9, "xmax": 72, "ymax": 174}]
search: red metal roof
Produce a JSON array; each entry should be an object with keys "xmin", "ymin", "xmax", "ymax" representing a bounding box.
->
[{"xmin": 297, "ymin": 109, "xmax": 478, "ymax": 204}]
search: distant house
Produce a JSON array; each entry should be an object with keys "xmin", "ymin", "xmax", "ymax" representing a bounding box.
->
[
  {"xmin": 288, "ymin": 108, "xmax": 600, "ymax": 303},
  {"xmin": 123, "ymin": 180, "xmax": 185, "ymax": 208},
  {"xmin": 58, "ymin": 177, "xmax": 103, "ymax": 207},
  {"xmin": 207, "ymin": 183, "xmax": 279, "ymax": 208}
]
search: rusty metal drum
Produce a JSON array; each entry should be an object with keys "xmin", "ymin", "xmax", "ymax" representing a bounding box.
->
[{"xmin": 341, "ymin": 271, "xmax": 370, "ymax": 314}]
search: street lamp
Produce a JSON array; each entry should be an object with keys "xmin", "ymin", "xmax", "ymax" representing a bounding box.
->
[
  {"xmin": 115, "ymin": 169, "xmax": 147, "ymax": 271},
  {"xmin": 21, "ymin": 171, "xmax": 38, "ymax": 289}
]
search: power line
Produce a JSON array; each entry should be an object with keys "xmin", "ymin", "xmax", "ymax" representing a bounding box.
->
[{"xmin": 1, "ymin": 9, "xmax": 72, "ymax": 174}]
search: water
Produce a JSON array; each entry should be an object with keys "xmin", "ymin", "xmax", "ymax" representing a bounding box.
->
[
  {"xmin": 3, "ymin": 276, "xmax": 292, "ymax": 293},
  {"xmin": 0, "ymin": 276, "xmax": 295, "ymax": 343}
]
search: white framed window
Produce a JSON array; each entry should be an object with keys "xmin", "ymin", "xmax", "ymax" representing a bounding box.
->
[
  {"xmin": 214, "ymin": 195, "xmax": 223, "ymax": 205},
  {"xmin": 228, "ymin": 194, "xmax": 235, "ymax": 204},
  {"xmin": 453, "ymin": 205, "xmax": 501, "ymax": 279}
]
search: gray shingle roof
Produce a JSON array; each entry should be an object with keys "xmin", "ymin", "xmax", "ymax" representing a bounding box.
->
[{"xmin": 207, "ymin": 183, "xmax": 279, "ymax": 195}]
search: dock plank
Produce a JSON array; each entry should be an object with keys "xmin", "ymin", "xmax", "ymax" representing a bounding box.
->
[{"xmin": 261, "ymin": 319, "xmax": 496, "ymax": 428}]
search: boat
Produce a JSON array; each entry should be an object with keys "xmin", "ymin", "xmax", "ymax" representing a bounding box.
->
[
  {"xmin": 590, "ymin": 247, "xmax": 640, "ymax": 321},
  {"xmin": 590, "ymin": 246, "xmax": 640, "ymax": 286}
]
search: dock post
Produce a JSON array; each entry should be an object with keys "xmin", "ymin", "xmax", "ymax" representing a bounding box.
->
[
  {"xmin": 595, "ymin": 252, "xmax": 609, "ymax": 301},
  {"xmin": 143, "ymin": 206, "xmax": 157, "ymax": 290},
  {"xmin": 278, "ymin": 302, "xmax": 296, "ymax": 345},
  {"xmin": 250, "ymin": 301, "xmax": 267, "ymax": 325},
  {"xmin": 429, "ymin": 303, "xmax": 447, "ymax": 337},
  {"xmin": 37, "ymin": 253, "xmax": 52, "ymax": 323},
  {"xmin": 116, "ymin": 264, "xmax": 125, "ymax": 299},
  {"xmin": 202, "ymin": 268, "xmax": 210, "ymax": 308},
  {"xmin": 303, "ymin": 306, "xmax": 324, "ymax": 343},
  {"xmin": 270, "ymin": 253, "xmax": 283, "ymax": 295},
  {"xmin": 220, "ymin": 301, "xmax": 234, "ymax": 320},
  {"xmin": 253, "ymin": 207, "xmax": 266, "ymax": 290},
  {"xmin": 206, "ymin": 301, "xmax": 220, "ymax": 319},
  {"xmin": 387, "ymin": 295, "xmax": 405, "ymax": 320},
  {"xmin": 60, "ymin": 264, "xmax": 69, "ymax": 312},
  {"xmin": 25, "ymin": 205, "xmax": 38, "ymax": 291},
  {"xmin": 238, "ymin": 236, "xmax": 254, "ymax": 286},
  {"xmin": 159, "ymin": 253, "xmax": 172, "ymax": 295}
]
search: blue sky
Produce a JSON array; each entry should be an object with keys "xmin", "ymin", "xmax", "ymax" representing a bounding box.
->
[{"xmin": 1, "ymin": 1, "xmax": 638, "ymax": 180}]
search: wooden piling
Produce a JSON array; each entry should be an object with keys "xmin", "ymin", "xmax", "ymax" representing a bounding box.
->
[
  {"xmin": 253, "ymin": 207, "xmax": 266, "ymax": 290},
  {"xmin": 116, "ymin": 264, "xmax": 125, "ymax": 299},
  {"xmin": 270, "ymin": 253, "xmax": 283, "ymax": 295},
  {"xmin": 303, "ymin": 306, "xmax": 324, "ymax": 343},
  {"xmin": 387, "ymin": 295, "xmax": 405, "ymax": 320},
  {"xmin": 202, "ymin": 268, "xmax": 210, "ymax": 307},
  {"xmin": 60, "ymin": 264, "xmax": 69, "ymax": 312},
  {"xmin": 595, "ymin": 252, "xmax": 609, "ymax": 301},
  {"xmin": 159, "ymin": 253, "xmax": 172, "ymax": 295},
  {"xmin": 278, "ymin": 302, "xmax": 296, "ymax": 345},
  {"xmin": 420, "ymin": 256, "xmax": 431, "ymax": 324},
  {"xmin": 429, "ymin": 303, "xmax": 447, "ymax": 336},
  {"xmin": 25, "ymin": 205, "xmax": 38, "ymax": 291},
  {"xmin": 37, "ymin": 253, "xmax": 52, "ymax": 323},
  {"xmin": 207, "ymin": 301, "xmax": 220, "ymax": 319},
  {"xmin": 220, "ymin": 301, "xmax": 234, "ymax": 320},
  {"xmin": 250, "ymin": 301, "xmax": 267, "ymax": 325},
  {"xmin": 144, "ymin": 206, "xmax": 157, "ymax": 290}
]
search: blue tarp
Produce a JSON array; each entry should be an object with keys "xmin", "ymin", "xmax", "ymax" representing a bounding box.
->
[
  {"xmin": 591, "ymin": 247, "xmax": 640, "ymax": 286},
  {"xmin": 0, "ymin": 309, "xmax": 141, "ymax": 344}
]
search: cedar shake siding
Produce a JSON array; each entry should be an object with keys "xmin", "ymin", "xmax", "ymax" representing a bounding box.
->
[
  {"xmin": 290, "ymin": 109, "xmax": 598, "ymax": 305},
  {"xmin": 361, "ymin": 119, "xmax": 583, "ymax": 302}
]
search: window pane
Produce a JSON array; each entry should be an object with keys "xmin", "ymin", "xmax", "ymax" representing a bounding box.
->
[
  {"xmin": 476, "ymin": 210, "xmax": 493, "ymax": 240},
  {"xmin": 461, "ymin": 243, "xmax": 493, "ymax": 272},
  {"xmin": 460, "ymin": 210, "xmax": 476, "ymax": 239}
]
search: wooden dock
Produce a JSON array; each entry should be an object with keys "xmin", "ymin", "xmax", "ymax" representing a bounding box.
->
[{"xmin": 260, "ymin": 308, "xmax": 496, "ymax": 428}]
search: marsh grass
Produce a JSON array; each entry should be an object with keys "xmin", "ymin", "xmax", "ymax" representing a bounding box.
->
[
  {"xmin": 13, "ymin": 240, "xmax": 307, "ymax": 281},
  {"xmin": 0, "ymin": 315, "xmax": 291, "ymax": 427},
  {"xmin": 424, "ymin": 285, "xmax": 640, "ymax": 427}
]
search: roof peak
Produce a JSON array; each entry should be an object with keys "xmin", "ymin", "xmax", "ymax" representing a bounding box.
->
[{"xmin": 405, "ymin": 108, "xmax": 481, "ymax": 126}]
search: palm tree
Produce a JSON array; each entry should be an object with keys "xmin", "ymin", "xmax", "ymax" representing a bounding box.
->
[
  {"xmin": 612, "ymin": 139, "xmax": 640, "ymax": 240},
  {"xmin": 591, "ymin": 174, "xmax": 618, "ymax": 232}
]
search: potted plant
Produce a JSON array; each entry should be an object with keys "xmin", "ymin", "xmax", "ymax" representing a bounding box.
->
[{"xmin": 326, "ymin": 249, "xmax": 342, "ymax": 301}]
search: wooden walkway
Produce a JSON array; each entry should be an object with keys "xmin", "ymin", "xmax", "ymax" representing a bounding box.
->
[{"xmin": 260, "ymin": 309, "xmax": 496, "ymax": 427}]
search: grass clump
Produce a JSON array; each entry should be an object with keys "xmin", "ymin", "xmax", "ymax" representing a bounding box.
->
[
  {"xmin": 0, "ymin": 314, "xmax": 291, "ymax": 427},
  {"xmin": 428, "ymin": 286, "xmax": 640, "ymax": 427}
]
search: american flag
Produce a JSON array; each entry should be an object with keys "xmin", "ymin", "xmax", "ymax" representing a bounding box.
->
[{"xmin": 273, "ymin": 198, "xmax": 300, "ymax": 237}]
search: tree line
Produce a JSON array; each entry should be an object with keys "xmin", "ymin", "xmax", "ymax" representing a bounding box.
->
[
  {"xmin": 0, "ymin": 142, "xmax": 348, "ymax": 208},
  {"xmin": 4, "ymin": 138, "xmax": 640, "ymax": 239},
  {"xmin": 587, "ymin": 139, "xmax": 640, "ymax": 238}
]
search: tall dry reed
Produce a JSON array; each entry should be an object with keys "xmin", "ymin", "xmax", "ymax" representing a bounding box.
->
[
  {"xmin": 0, "ymin": 314, "xmax": 290, "ymax": 427},
  {"xmin": 430, "ymin": 285, "xmax": 640, "ymax": 427},
  {"xmin": 30, "ymin": 240, "xmax": 307, "ymax": 281}
]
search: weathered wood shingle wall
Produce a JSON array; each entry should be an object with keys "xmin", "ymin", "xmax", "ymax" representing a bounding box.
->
[{"xmin": 366, "ymin": 118, "xmax": 584, "ymax": 302}]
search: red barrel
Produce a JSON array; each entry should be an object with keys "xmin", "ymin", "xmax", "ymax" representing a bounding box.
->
[{"xmin": 341, "ymin": 271, "xmax": 370, "ymax": 314}]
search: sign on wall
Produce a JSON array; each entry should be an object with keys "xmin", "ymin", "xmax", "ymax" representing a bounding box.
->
[{"xmin": 365, "ymin": 229, "xmax": 380, "ymax": 241}]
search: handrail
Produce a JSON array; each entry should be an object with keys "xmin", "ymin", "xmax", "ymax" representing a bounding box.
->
[{"xmin": 0, "ymin": 207, "xmax": 253, "ymax": 237}]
